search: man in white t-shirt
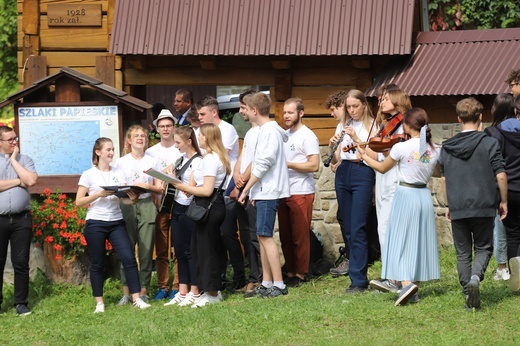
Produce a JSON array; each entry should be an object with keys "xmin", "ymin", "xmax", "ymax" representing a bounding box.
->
[
  {"xmin": 145, "ymin": 109, "xmax": 182, "ymax": 300},
  {"xmin": 196, "ymin": 96, "xmax": 244, "ymax": 290},
  {"xmin": 278, "ymin": 98, "xmax": 320, "ymax": 287}
]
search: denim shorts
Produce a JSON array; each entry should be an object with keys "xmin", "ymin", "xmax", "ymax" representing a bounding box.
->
[{"xmin": 255, "ymin": 199, "xmax": 279, "ymax": 237}]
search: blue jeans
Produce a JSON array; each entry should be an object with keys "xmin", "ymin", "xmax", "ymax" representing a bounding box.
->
[
  {"xmin": 335, "ymin": 161, "xmax": 375, "ymax": 288},
  {"xmin": 84, "ymin": 219, "xmax": 141, "ymax": 297},
  {"xmin": 255, "ymin": 199, "xmax": 280, "ymax": 237},
  {"xmin": 493, "ymin": 214, "xmax": 507, "ymax": 265},
  {"xmin": 0, "ymin": 212, "xmax": 32, "ymax": 307}
]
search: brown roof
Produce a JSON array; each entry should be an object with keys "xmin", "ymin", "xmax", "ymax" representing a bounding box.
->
[
  {"xmin": 110, "ymin": 0, "xmax": 415, "ymax": 56},
  {"xmin": 0, "ymin": 67, "xmax": 152, "ymax": 111},
  {"xmin": 366, "ymin": 28, "xmax": 520, "ymax": 97}
]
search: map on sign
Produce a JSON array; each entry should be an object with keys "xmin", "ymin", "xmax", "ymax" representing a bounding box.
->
[
  {"xmin": 18, "ymin": 105, "xmax": 120, "ymax": 175},
  {"xmin": 20, "ymin": 121, "xmax": 100, "ymax": 175}
]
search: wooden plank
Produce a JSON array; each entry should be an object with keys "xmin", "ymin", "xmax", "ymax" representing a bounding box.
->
[
  {"xmin": 22, "ymin": 0, "xmax": 40, "ymax": 35},
  {"xmin": 274, "ymin": 71, "xmax": 291, "ymax": 101},
  {"xmin": 21, "ymin": 34, "xmax": 40, "ymax": 58},
  {"xmin": 24, "ymin": 55, "xmax": 47, "ymax": 87},
  {"xmin": 31, "ymin": 175, "xmax": 80, "ymax": 194},
  {"xmin": 123, "ymin": 68, "xmax": 276, "ymax": 86},
  {"xmin": 292, "ymin": 68, "xmax": 359, "ymax": 86},
  {"xmin": 302, "ymin": 117, "xmax": 337, "ymax": 129},
  {"xmin": 291, "ymin": 86, "xmax": 355, "ymax": 100},
  {"xmin": 115, "ymin": 70, "xmax": 123, "ymax": 90},
  {"xmin": 47, "ymin": 4, "xmax": 102, "ymax": 27},
  {"xmin": 314, "ymin": 128, "xmax": 338, "ymax": 146},
  {"xmin": 26, "ymin": 52, "xmax": 100, "ymax": 67},
  {"xmin": 39, "ymin": 16, "xmax": 109, "ymax": 50},
  {"xmin": 96, "ymin": 55, "xmax": 115, "ymax": 86},
  {"xmin": 18, "ymin": 67, "xmax": 97, "ymax": 84},
  {"xmin": 39, "ymin": 0, "xmax": 110, "ymax": 13}
]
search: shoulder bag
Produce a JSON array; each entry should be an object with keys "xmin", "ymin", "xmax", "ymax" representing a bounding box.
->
[{"xmin": 186, "ymin": 175, "xmax": 227, "ymax": 223}]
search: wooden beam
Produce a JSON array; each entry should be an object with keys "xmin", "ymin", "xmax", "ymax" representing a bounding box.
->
[
  {"xmin": 96, "ymin": 55, "xmax": 115, "ymax": 86},
  {"xmin": 274, "ymin": 70, "xmax": 292, "ymax": 101},
  {"xmin": 351, "ymin": 58, "xmax": 371, "ymax": 69},
  {"xmin": 271, "ymin": 59, "xmax": 291, "ymax": 69},
  {"xmin": 24, "ymin": 55, "xmax": 47, "ymax": 88},
  {"xmin": 22, "ymin": 0, "xmax": 39, "ymax": 35},
  {"xmin": 199, "ymin": 57, "xmax": 217, "ymax": 69},
  {"xmin": 55, "ymin": 77, "xmax": 81, "ymax": 103},
  {"xmin": 126, "ymin": 56, "xmax": 147, "ymax": 70}
]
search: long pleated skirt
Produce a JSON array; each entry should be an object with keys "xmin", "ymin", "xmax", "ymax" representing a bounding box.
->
[{"xmin": 381, "ymin": 185, "xmax": 440, "ymax": 282}]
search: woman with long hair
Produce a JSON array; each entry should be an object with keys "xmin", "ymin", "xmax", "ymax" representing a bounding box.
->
[
  {"xmin": 76, "ymin": 138, "xmax": 151, "ymax": 312},
  {"xmin": 164, "ymin": 126, "xmax": 204, "ymax": 306},
  {"xmin": 329, "ymin": 89, "xmax": 377, "ymax": 293},
  {"xmin": 358, "ymin": 108, "xmax": 440, "ymax": 305},
  {"xmin": 172, "ymin": 123, "xmax": 230, "ymax": 307},
  {"xmin": 113, "ymin": 125, "xmax": 162, "ymax": 304}
]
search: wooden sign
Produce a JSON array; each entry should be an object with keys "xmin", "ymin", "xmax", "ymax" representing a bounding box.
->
[{"xmin": 47, "ymin": 4, "xmax": 102, "ymax": 27}]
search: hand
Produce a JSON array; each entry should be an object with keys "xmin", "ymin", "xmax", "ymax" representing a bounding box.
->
[
  {"xmin": 345, "ymin": 126, "xmax": 359, "ymax": 142},
  {"xmin": 10, "ymin": 145, "xmax": 19, "ymax": 161},
  {"xmin": 445, "ymin": 207, "xmax": 451, "ymax": 222},
  {"xmin": 238, "ymin": 192, "xmax": 246, "ymax": 205},
  {"xmin": 98, "ymin": 189, "xmax": 115, "ymax": 198},
  {"xmin": 330, "ymin": 161, "xmax": 339, "ymax": 173},
  {"xmin": 357, "ymin": 146, "xmax": 366, "ymax": 159},
  {"xmin": 126, "ymin": 190, "xmax": 139, "ymax": 204},
  {"xmin": 329, "ymin": 132, "xmax": 343, "ymax": 147},
  {"xmin": 499, "ymin": 201, "xmax": 508, "ymax": 221}
]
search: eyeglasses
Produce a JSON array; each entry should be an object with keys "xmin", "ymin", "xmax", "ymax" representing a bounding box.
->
[
  {"xmin": 0, "ymin": 136, "xmax": 18, "ymax": 144},
  {"xmin": 509, "ymin": 82, "xmax": 519, "ymax": 89},
  {"xmin": 157, "ymin": 124, "xmax": 174, "ymax": 129}
]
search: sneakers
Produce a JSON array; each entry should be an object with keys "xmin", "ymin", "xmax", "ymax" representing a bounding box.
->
[
  {"xmin": 154, "ymin": 288, "xmax": 169, "ymax": 300},
  {"xmin": 94, "ymin": 302, "xmax": 105, "ymax": 313},
  {"xmin": 509, "ymin": 257, "xmax": 520, "ymax": 291},
  {"xmin": 261, "ymin": 286, "xmax": 288, "ymax": 298},
  {"xmin": 244, "ymin": 285, "xmax": 270, "ymax": 299},
  {"xmin": 117, "ymin": 295, "xmax": 131, "ymax": 306},
  {"xmin": 330, "ymin": 258, "xmax": 349, "ymax": 277},
  {"xmin": 133, "ymin": 297, "xmax": 151, "ymax": 309},
  {"xmin": 409, "ymin": 293, "xmax": 420, "ymax": 303},
  {"xmin": 229, "ymin": 281, "xmax": 247, "ymax": 293},
  {"xmin": 465, "ymin": 276, "xmax": 481, "ymax": 310},
  {"xmin": 370, "ymin": 279, "xmax": 401, "ymax": 293},
  {"xmin": 168, "ymin": 289, "xmax": 179, "ymax": 300},
  {"xmin": 344, "ymin": 286, "xmax": 367, "ymax": 294},
  {"xmin": 164, "ymin": 292, "xmax": 185, "ymax": 306},
  {"xmin": 395, "ymin": 283, "xmax": 418, "ymax": 306},
  {"xmin": 139, "ymin": 295, "xmax": 150, "ymax": 303},
  {"xmin": 178, "ymin": 292, "xmax": 202, "ymax": 307},
  {"xmin": 191, "ymin": 292, "xmax": 223, "ymax": 308},
  {"xmin": 16, "ymin": 304, "xmax": 31, "ymax": 316},
  {"xmin": 236, "ymin": 282, "xmax": 260, "ymax": 294},
  {"xmin": 286, "ymin": 276, "xmax": 304, "ymax": 288},
  {"xmin": 494, "ymin": 267, "xmax": 511, "ymax": 281}
]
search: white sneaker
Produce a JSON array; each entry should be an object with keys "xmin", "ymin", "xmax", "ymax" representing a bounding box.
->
[
  {"xmin": 494, "ymin": 267, "xmax": 511, "ymax": 281},
  {"xmin": 94, "ymin": 302, "xmax": 105, "ymax": 313},
  {"xmin": 178, "ymin": 292, "xmax": 200, "ymax": 307},
  {"xmin": 133, "ymin": 297, "xmax": 151, "ymax": 309},
  {"xmin": 191, "ymin": 291, "xmax": 222, "ymax": 308},
  {"xmin": 164, "ymin": 292, "xmax": 185, "ymax": 306},
  {"xmin": 117, "ymin": 295, "xmax": 131, "ymax": 306}
]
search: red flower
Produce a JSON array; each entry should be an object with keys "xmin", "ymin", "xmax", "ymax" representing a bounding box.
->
[
  {"xmin": 105, "ymin": 240, "xmax": 113, "ymax": 251},
  {"xmin": 55, "ymin": 254, "xmax": 62, "ymax": 260},
  {"xmin": 80, "ymin": 236, "xmax": 87, "ymax": 246},
  {"xmin": 58, "ymin": 194, "xmax": 67, "ymax": 200},
  {"xmin": 54, "ymin": 243, "xmax": 63, "ymax": 251},
  {"xmin": 45, "ymin": 236, "xmax": 54, "ymax": 243},
  {"xmin": 44, "ymin": 188, "xmax": 51, "ymax": 196},
  {"xmin": 35, "ymin": 230, "xmax": 43, "ymax": 237}
]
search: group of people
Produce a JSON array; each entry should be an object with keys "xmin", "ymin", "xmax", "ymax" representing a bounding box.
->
[{"xmin": 1, "ymin": 68, "xmax": 519, "ymax": 315}]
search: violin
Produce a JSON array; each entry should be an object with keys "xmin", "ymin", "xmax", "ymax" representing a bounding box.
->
[{"xmin": 368, "ymin": 134, "xmax": 408, "ymax": 152}]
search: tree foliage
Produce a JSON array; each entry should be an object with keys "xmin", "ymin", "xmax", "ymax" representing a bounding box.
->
[
  {"xmin": 0, "ymin": 0, "xmax": 17, "ymax": 119},
  {"xmin": 429, "ymin": 0, "xmax": 520, "ymax": 31}
]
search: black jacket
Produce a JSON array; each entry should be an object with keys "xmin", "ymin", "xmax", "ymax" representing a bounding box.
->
[
  {"xmin": 439, "ymin": 130, "xmax": 505, "ymax": 221},
  {"xmin": 485, "ymin": 123, "xmax": 520, "ymax": 192}
]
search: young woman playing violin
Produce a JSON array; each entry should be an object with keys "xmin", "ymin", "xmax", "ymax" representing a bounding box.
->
[
  {"xmin": 357, "ymin": 107, "xmax": 440, "ymax": 306},
  {"xmin": 329, "ymin": 89, "xmax": 377, "ymax": 293},
  {"xmin": 363, "ymin": 87, "xmax": 412, "ymax": 294}
]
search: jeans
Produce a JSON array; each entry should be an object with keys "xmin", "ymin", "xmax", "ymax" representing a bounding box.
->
[
  {"xmin": 255, "ymin": 199, "xmax": 279, "ymax": 237},
  {"xmin": 451, "ymin": 217, "xmax": 493, "ymax": 292},
  {"xmin": 171, "ymin": 202, "xmax": 198, "ymax": 286},
  {"xmin": 84, "ymin": 219, "xmax": 141, "ymax": 297},
  {"xmin": 0, "ymin": 213, "xmax": 31, "ymax": 307},
  {"xmin": 493, "ymin": 214, "xmax": 507, "ymax": 265},
  {"xmin": 335, "ymin": 161, "xmax": 375, "ymax": 288}
]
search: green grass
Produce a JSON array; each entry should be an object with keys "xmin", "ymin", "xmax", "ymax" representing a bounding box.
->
[{"xmin": 1, "ymin": 246, "xmax": 520, "ymax": 345}]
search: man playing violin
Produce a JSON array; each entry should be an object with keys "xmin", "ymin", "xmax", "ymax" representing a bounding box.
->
[{"xmin": 363, "ymin": 87, "xmax": 412, "ymax": 294}]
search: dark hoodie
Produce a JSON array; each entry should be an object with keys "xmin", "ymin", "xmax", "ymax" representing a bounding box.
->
[
  {"xmin": 485, "ymin": 121, "xmax": 520, "ymax": 192},
  {"xmin": 439, "ymin": 131, "xmax": 505, "ymax": 221}
]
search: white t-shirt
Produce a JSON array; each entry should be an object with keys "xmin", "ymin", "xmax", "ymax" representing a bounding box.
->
[
  {"xmin": 377, "ymin": 123, "xmax": 405, "ymax": 162},
  {"xmin": 78, "ymin": 166, "xmax": 126, "ymax": 221},
  {"xmin": 240, "ymin": 126, "xmax": 260, "ymax": 174},
  {"xmin": 285, "ymin": 125, "xmax": 319, "ymax": 194},
  {"xmin": 389, "ymin": 138, "xmax": 440, "ymax": 185},
  {"xmin": 145, "ymin": 142, "xmax": 182, "ymax": 171},
  {"xmin": 218, "ymin": 120, "xmax": 239, "ymax": 168},
  {"xmin": 113, "ymin": 154, "xmax": 157, "ymax": 199},
  {"xmin": 337, "ymin": 119, "xmax": 374, "ymax": 161},
  {"xmin": 193, "ymin": 152, "xmax": 227, "ymax": 188},
  {"xmin": 174, "ymin": 153, "xmax": 203, "ymax": 205}
]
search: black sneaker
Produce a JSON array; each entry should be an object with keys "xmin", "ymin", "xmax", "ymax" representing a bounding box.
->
[
  {"xmin": 261, "ymin": 286, "xmax": 288, "ymax": 298},
  {"xmin": 394, "ymin": 284, "xmax": 418, "ymax": 306},
  {"xmin": 286, "ymin": 276, "xmax": 304, "ymax": 288},
  {"xmin": 16, "ymin": 304, "xmax": 31, "ymax": 316},
  {"xmin": 243, "ymin": 284, "xmax": 269, "ymax": 299},
  {"xmin": 466, "ymin": 276, "xmax": 481, "ymax": 310},
  {"xmin": 344, "ymin": 285, "xmax": 367, "ymax": 294}
]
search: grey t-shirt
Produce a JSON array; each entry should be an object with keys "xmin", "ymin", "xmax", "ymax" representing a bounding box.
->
[{"xmin": 0, "ymin": 153, "xmax": 36, "ymax": 214}]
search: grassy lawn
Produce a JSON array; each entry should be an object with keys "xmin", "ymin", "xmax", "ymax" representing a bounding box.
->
[{"xmin": 1, "ymin": 246, "xmax": 520, "ymax": 345}]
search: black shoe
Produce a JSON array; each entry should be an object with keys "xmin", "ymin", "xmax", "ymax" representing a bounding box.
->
[
  {"xmin": 261, "ymin": 286, "xmax": 288, "ymax": 298},
  {"xmin": 286, "ymin": 276, "xmax": 304, "ymax": 288},
  {"xmin": 394, "ymin": 284, "xmax": 418, "ymax": 306},
  {"xmin": 16, "ymin": 304, "xmax": 31, "ymax": 316},
  {"xmin": 466, "ymin": 276, "xmax": 481, "ymax": 310},
  {"xmin": 229, "ymin": 281, "xmax": 247, "ymax": 293},
  {"xmin": 344, "ymin": 285, "xmax": 367, "ymax": 294}
]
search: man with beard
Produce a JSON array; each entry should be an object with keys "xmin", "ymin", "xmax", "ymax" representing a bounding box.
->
[{"xmin": 278, "ymin": 98, "xmax": 320, "ymax": 287}]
